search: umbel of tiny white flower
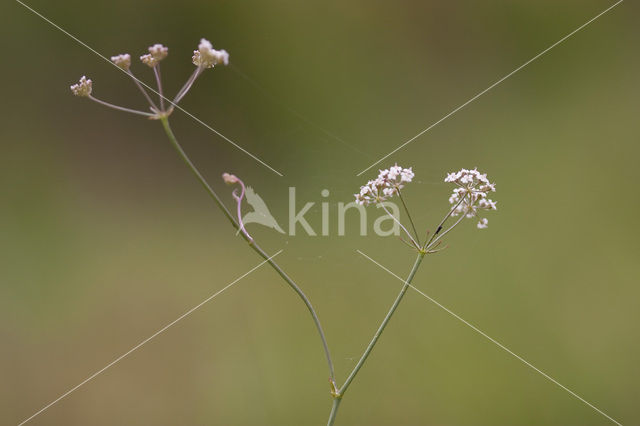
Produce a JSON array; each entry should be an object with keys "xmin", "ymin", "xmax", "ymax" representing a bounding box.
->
[
  {"xmin": 70, "ymin": 76, "xmax": 92, "ymax": 97},
  {"xmin": 110, "ymin": 53, "xmax": 131, "ymax": 70},
  {"xmin": 445, "ymin": 168, "xmax": 497, "ymax": 229},
  {"xmin": 355, "ymin": 164, "xmax": 414, "ymax": 206},
  {"xmin": 141, "ymin": 43, "xmax": 168, "ymax": 67},
  {"xmin": 192, "ymin": 38, "xmax": 229, "ymax": 68},
  {"xmin": 355, "ymin": 164, "xmax": 419, "ymax": 248},
  {"xmin": 70, "ymin": 38, "xmax": 229, "ymax": 119},
  {"xmin": 174, "ymin": 39, "xmax": 229, "ymax": 105}
]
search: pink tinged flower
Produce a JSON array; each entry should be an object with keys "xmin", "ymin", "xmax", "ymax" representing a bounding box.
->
[
  {"xmin": 354, "ymin": 164, "xmax": 415, "ymax": 206},
  {"xmin": 141, "ymin": 43, "xmax": 168, "ymax": 67},
  {"xmin": 111, "ymin": 54, "xmax": 131, "ymax": 70},
  {"xmin": 70, "ymin": 76, "xmax": 92, "ymax": 97},
  {"xmin": 222, "ymin": 173, "xmax": 240, "ymax": 185},
  {"xmin": 192, "ymin": 38, "xmax": 230, "ymax": 68},
  {"xmin": 400, "ymin": 168, "xmax": 414, "ymax": 183},
  {"xmin": 446, "ymin": 167, "xmax": 497, "ymax": 229}
]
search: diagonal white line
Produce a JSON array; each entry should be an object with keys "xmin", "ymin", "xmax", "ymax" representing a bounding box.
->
[
  {"xmin": 17, "ymin": 250, "xmax": 283, "ymax": 426},
  {"xmin": 15, "ymin": 0, "xmax": 284, "ymax": 177},
  {"xmin": 356, "ymin": 0, "xmax": 624, "ymax": 176},
  {"xmin": 356, "ymin": 249, "xmax": 623, "ymax": 426}
]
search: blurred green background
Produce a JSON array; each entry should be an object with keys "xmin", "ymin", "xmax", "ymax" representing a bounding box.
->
[{"xmin": 1, "ymin": 0, "xmax": 639, "ymax": 424}]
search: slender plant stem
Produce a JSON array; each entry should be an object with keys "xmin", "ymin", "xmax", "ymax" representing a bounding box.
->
[
  {"xmin": 426, "ymin": 212, "xmax": 466, "ymax": 250},
  {"xmin": 327, "ymin": 252, "xmax": 425, "ymax": 425},
  {"xmin": 159, "ymin": 117, "xmax": 336, "ymax": 385},
  {"xmin": 88, "ymin": 96, "xmax": 154, "ymax": 117},
  {"xmin": 327, "ymin": 398, "xmax": 342, "ymax": 426},
  {"xmin": 154, "ymin": 65, "xmax": 165, "ymax": 111},
  {"xmin": 423, "ymin": 192, "xmax": 469, "ymax": 249},
  {"xmin": 338, "ymin": 252, "xmax": 424, "ymax": 395},
  {"xmin": 127, "ymin": 70, "xmax": 159, "ymax": 110},
  {"xmin": 173, "ymin": 67, "xmax": 203, "ymax": 105},
  {"xmin": 379, "ymin": 202, "xmax": 419, "ymax": 248},
  {"xmin": 397, "ymin": 188, "xmax": 420, "ymax": 245},
  {"xmin": 160, "ymin": 117, "xmax": 235, "ymax": 224}
]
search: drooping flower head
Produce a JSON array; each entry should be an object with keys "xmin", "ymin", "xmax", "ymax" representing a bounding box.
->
[
  {"xmin": 355, "ymin": 164, "xmax": 414, "ymax": 206},
  {"xmin": 192, "ymin": 38, "xmax": 229, "ymax": 68},
  {"xmin": 141, "ymin": 43, "xmax": 168, "ymax": 67},
  {"xmin": 111, "ymin": 53, "xmax": 131, "ymax": 70},
  {"xmin": 70, "ymin": 76, "xmax": 92, "ymax": 97},
  {"xmin": 445, "ymin": 168, "xmax": 496, "ymax": 229},
  {"xmin": 222, "ymin": 172, "xmax": 240, "ymax": 185}
]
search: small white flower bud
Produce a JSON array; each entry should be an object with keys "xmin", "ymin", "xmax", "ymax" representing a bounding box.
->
[
  {"xmin": 149, "ymin": 44, "xmax": 168, "ymax": 60},
  {"xmin": 192, "ymin": 38, "xmax": 229, "ymax": 68},
  {"xmin": 70, "ymin": 76, "xmax": 92, "ymax": 97},
  {"xmin": 140, "ymin": 54, "xmax": 155, "ymax": 67},
  {"xmin": 141, "ymin": 43, "xmax": 168, "ymax": 67},
  {"xmin": 111, "ymin": 53, "xmax": 131, "ymax": 70},
  {"xmin": 216, "ymin": 49, "xmax": 230, "ymax": 66},
  {"xmin": 222, "ymin": 173, "xmax": 240, "ymax": 185}
]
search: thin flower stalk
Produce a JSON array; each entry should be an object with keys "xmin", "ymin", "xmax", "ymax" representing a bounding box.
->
[
  {"xmin": 110, "ymin": 53, "xmax": 160, "ymax": 111},
  {"xmin": 70, "ymin": 39, "xmax": 337, "ymax": 390},
  {"xmin": 327, "ymin": 398, "xmax": 342, "ymax": 426},
  {"xmin": 397, "ymin": 188, "xmax": 420, "ymax": 245},
  {"xmin": 426, "ymin": 210, "xmax": 466, "ymax": 250},
  {"xmin": 378, "ymin": 202, "xmax": 419, "ymax": 248},
  {"xmin": 127, "ymin": 70, "xmax": 159, "ymax": 111},
  {"xmin": 328, "ymin": 251, "xmax": 425, "ymax": 425},
  {"xmin": 153, "ymin": 65, "xmax": 165, "ymax": 111},
  {"xmin": 70, "ymin": 36, "xmax": 500, "ymax": 426},
  {"xmin": 334, "ymin": 166, "xmax": 498, "ymax": 425},
  {"xmin": 173, "ymin": 67, "xmax": 204, "ymax": 104},
  {"xmin": 423, "ymin": 192, "xmax": 469, "ymax": 250},
  {"xmin": 88, "ymin": 96, "xmax": 154, "ymax": 117},
  {"xmin": 159, "ymin": 117, "xmax": 336, "ymax": 387},
  {"xmin": 338, "ymin": 251, "xmax": 425, "ymax": 396}
]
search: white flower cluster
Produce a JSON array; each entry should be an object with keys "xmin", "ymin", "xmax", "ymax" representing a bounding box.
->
[
  {"xmin": 140, "ymin": 44, "xmax": 168, "ymax": 67},
  {"xmin": 110, "ymin": 53, "xmax": 131, "ymax": 70},
  {"xmin": 445, "ymin": 168, "xmax": 496, "ymax": 229},
  {"xmin": 70, "ymin": 76, "xmax": 92, "ymax": 97},
  {"xmin": 192, "ymin": 38, "xmax": 229, "ymax": 68},
  {"xmin": 355, "ymin": 164, "xmax": 414, "ymax": 206}
]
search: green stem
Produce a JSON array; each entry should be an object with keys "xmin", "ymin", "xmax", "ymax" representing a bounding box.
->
[
  {"xmin": 327, "ymin": 398, "xmax": 342, "ymax": 426},
  {"xmin": 379, "ymin": 202, "xmax": 418, "ymax": 248},
  {"xmin": 397, "ymin": 188, "xmax": 420, "ymax": 246},
  {"xmin": 328, "ymin": 252, "xmax": 425, "ymax": 425},
  {"xmin": 127, "ymin": 69, "xmax": 159, "ymax": 111},
  {"xmin": 159, "ymin": 117, "xmax": 336, "ymax": 385},
  {"xmin": 423, "ymin": 192, "xmax": 468, "ymax": 250},
  {"xmin": 159, "ymin": 117, "xmax": 236, "ymax": 225}
]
